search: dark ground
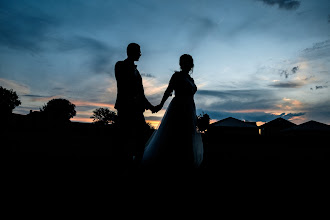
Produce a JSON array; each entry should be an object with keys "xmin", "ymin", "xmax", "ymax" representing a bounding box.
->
[
  {"xmin": 7, "ymin": 124, "xmax": 330, "ymax": 194},
  {"xmin": 9, "ymin": 125, "xmax": 330, "ymax": 162},
  {"xmin": 7, "ymin": 131, "xmax": 330, "ymax": 182}
]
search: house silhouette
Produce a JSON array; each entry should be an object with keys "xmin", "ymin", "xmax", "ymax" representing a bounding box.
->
[
  {"xmin": 208, "ymin": 117, "xmax": 259, "ymax": 137},
  {"xmin": 259, "ymin": 117, "xmax": 296, "ymax": 136},
  {"xmin": 281, "ymin": 120, "xmax": 330, "ymax": 136}
]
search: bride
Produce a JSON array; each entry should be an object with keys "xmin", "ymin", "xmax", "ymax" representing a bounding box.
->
[{"xmin": 142, "ymin": 54, "xmax": 203, "ymax": 171}]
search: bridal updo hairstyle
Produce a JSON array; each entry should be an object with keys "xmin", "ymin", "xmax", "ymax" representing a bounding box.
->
[{"xmin": 179, "ymin": 54, "xmax": 194, "ymax": 74}]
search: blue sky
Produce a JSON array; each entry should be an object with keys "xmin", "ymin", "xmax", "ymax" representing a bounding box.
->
[{"xmin": 0, "ymin": 0, "xmax": 329, "ymax": 126}]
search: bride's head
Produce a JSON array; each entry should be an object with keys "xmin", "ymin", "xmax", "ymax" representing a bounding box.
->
[{"xmin": 179, "ymin": 54, "xmax": 194, "ymax": 74}]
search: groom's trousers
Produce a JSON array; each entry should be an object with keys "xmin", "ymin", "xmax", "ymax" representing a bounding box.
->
[{"xmin": 117, "ymin": 110, "xmax": 148, "ymax": 163}]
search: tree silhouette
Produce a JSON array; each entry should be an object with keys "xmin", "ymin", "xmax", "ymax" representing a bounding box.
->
[
  {"xmin": 90, "ymin": 107, "xmax": 118, "ymax": 125},
  {"xmin": 0, "ymin": 86, "xmax": 21, "ymax": 116},
  {"xmin": 40, "ymin": 98, "xmax": 76, "ymax": 123},
  {"xmin": 197, "ymin": 112, "xmax": 210, "ymax": 133}
]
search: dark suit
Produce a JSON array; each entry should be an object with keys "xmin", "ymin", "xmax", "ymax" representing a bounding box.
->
[
  {"xmin": 114, "ymin": 58, "xmax": 152, "ymax": 162},
  {"xmin": 115, "ymin": 59, "xmax": 152, "ymax": 112}
]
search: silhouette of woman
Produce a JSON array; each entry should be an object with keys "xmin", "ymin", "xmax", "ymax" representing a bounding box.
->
[{"xmin": 142, "ymin": 54, "xmax": 203, "ymax": 171}]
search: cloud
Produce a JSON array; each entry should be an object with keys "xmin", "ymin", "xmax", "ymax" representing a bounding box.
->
[
  {"xmin": 141, "ymin": 73, "xmax": 156, "ymax": 78},
  {"xmin": 0, "ymin": 78, "xmax": 30, "ymax": 95},
  {"xmin": 304, "ymin": 101, "xmax": 330, "ymax": 124},
  {"xmin": 197, "ymin": 89, "xmax": 274, "ymax": 100},
  {"xmin": 195, "ymin": 88, "xmax": 312, "ymax": 124},
  {"xmin": 269, "ymin": 81, "xmax": 304, "ymax": 88},
  {"xmin": 302, "ymin": 39, "xmax": 330, "ymax": 61},
  {"xmin": 53, "ymin": 35, "xmax": 119, "ymax": 74},
  {"xmin": 0, "ymin": 2, "xmax": 59, "ymax": 52},
  {"xmin": 196, "ymin": 89, "xmax": 277, "ymax": 112},
  {"xmin": 278, "ymin": 66, "xmax": 299, "ymax": 78},
  {"xmin": 0, "ymin": 3, "xmax": 119, "ymax": 74},
  {"xmin": 315, "ymin": 85, "xmax": 328, "ymax": 90},
  {"xmin": 197, "ymin": 108, "xmax": 305, "ymax": 123},
  {"xmin": 258, "ymin": 0, "xmax": 300, "ymax": 10},
  {"xmin": 22, "ymin": 94, "xmax": 61, "ymax": 103},
  {"xmin": 291, "ymin": 66, "xmax": 299, "ymax": 74},
  {"xmin": 182, "ymin": 15, "xmax": 219, "ymax": 51},
  {"xmin": 303, "ymin": 39, "xmax": 330, "ymax": 53}
]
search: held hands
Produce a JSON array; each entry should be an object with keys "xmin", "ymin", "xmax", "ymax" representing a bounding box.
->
[{"xmin": 151, "ymin": 104, "xmax": 163, "ymax": 114}]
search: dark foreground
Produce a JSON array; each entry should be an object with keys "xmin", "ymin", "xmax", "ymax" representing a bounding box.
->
[
  {"xmin": 8, "ymin": 130, "xmax": 330, "ymax": 180},
  {"xmin": 9, "ymin": 124, "xmax": 330, "ymax": 163}
]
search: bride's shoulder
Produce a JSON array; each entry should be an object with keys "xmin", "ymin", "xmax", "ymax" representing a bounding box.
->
[
  {"xmin": 171, "ymin": 71, "xmax": 192, "ymax": 82},
  {"xmin": 172, "ymin": 71, "xmax": 182, "ymax": 78}
]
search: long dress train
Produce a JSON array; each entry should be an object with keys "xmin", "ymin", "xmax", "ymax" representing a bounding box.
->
[{"xmin": 142, "ymin": 72, "xmax": 203, "ymax": 170}]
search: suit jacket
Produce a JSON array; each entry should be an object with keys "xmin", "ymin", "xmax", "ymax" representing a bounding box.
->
[{"xmin": 114, "ymin": 59, "xmax": 152, "ymax": 113}]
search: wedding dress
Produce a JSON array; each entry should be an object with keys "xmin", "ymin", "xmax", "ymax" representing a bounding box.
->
[{"xmin": 142, "ymin": 71, "xmax": 203, "ymax": 170}]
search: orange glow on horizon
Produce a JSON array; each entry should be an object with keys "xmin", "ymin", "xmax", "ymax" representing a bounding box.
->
[
  {"xmin": 72, "ymin": 100, "xmax": 115, "ymax": 109},
  {"xmin": 146, "ymin": 120, "xmax": 161, "ymax": 129},
  {"xmin": 210, "ymin": 119, "xmax": 218, "ymax": 124},
  {"xmin": 288, "ymin": 115, "xmax": 307, "ymax": 125},
  {"xmin": 71, "ymin": 117, "xmax": 94, "ymax": 123},
  {"xmin": 256, "ymin": 121, "xmax": 265, "ymax": 126}
]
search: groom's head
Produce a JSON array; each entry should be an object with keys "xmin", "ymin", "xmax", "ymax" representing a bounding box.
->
[{"xmin": 127, "ymin": 43, "xmax": 141, "ymax": 61}]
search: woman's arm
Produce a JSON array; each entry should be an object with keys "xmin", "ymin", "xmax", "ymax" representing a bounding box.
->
[
  {"xmin": 159, "ymin": 90, "xmax": 171, "ymax": 108},
  {"xmin": 155, "ymin": 73, "xmax": 176, "ymax": 112}
]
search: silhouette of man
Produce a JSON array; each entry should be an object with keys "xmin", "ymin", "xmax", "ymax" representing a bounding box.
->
[{"xmin": 114, "ymin": 43, "xmax": 155, "ymax": 168}]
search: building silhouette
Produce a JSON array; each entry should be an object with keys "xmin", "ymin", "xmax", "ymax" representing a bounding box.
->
[
  {"xmin": 281, "ymin": 120, "xmax": 330, "ymax": 136},
  {"xmin": 208, "ymin": 117, "xmax": 259, "ymax": 138},
  {"xmin": 259, "ymin": 117, "xmax": 296, "ymax": 136}
]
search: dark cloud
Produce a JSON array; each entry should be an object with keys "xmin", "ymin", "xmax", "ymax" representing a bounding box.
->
[
  {"xmin": 304, "ymin": 102, "xmax": 330, "ymax": 124},
  {"xmin": 302, "ymin": 40, "xmax": 330, "ymax": 61},
  {"xmin": 315, "ymin": 85, "xmax": 328, "ymax": 90},
  {"xmin": 258, "ymin": 0, "xmax": 300, "ymax": 10},
  {"xmin": 145, "ymin": 116, "xmax": 163, "ymax": 121},
  {"xmin": 279, "ymin": 66, "xmax": 298, "ymax": 79},
  {"xmin": 0, "ymin": 2, "xmax": 59, "ymax": 52},
  {"xmin": 0, "ymin": 2, "xmax": 118, "ymax": 74},
  {"xmin": 197, "ymin": 88, "xmax": 330, "ymax": 124},
  {"xmin": 280, "ymin": 112, "xmax": 305, "ymax": 119},
  {"xmin": 291, "ymin": 66, "xmax": 299, "ymax": 74},
  {"xmin": 54, "ymin": 36, "xmax": 119, "ymax": 74},
  {"xmin": 197, "ymin": 89, "xmax": 273, "ymax": 100},
  {"xmin": 279, "ymin": 70, "xmax": 288, "ymax": 78},
  {"xmin": 302, "ymin": 39, "xmax": 330, "ymax": 61},
  {"xmin": 269, "ymin": 81, "xmax": 304, "ymax": 88},
  {"xmin": 196, "ymin": 89, "xmax": 277, "ymax": 112},
  {"xmin": 141, "ymin": 73, "xmax": 156, "ymax": 78},
  {"xmin": 328, "ymin": 14, "xmax": 330, "ymax": 23},
  {"xmin": 22, "ymin": 94, "xmax": 50, "ymax": 98},
  {"xmin": 303, "ymin": 39, "xmax": 330, "ymax": 53},
  {"xmin": 184, "ymin": 15, "xmax": 219, "ymax": 50}
]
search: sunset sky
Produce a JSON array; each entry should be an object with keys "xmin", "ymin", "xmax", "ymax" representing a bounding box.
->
[{"xmin": 1, "ymin": 0, "xmax": 329, "ymax": 127}]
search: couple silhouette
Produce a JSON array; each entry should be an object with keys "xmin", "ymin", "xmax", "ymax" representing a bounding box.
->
[{"xmin": 115, "ymin": 43, "xmax": 203, "ymax": 172}]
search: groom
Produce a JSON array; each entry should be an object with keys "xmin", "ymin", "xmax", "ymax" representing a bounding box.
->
[{"xmin": 114, "ymin": 43, "xmax": 155, "ymax": 167}]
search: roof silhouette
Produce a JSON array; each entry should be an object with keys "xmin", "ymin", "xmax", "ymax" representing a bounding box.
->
[
  {"xmin": 259, "ymin": 117, "xmax": 296, "ymax": 128},
  {"xmin": 210, "ymin": 117, "xmax": 257, "ymax": 128},
  {"xmin": 284, "ymin": 120, "xmax": 330, "ymax": 132}
]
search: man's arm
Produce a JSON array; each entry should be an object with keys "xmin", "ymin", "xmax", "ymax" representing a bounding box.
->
[
  {"xmin": 137, "ymin": 73, "xmax": 154, "ymax": 111},
  {"xmin": 144, "ymin": 97, "xmax": 154, "ymax": 111}
]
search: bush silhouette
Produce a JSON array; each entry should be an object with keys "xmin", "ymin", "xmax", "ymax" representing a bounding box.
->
[
  {"xmin": 197, "ymin": 112, "xmax": 210, "ymax": 132},
  {"xmin": 40, "ymin": 98, "xmax": 76, "ymax": 123},
  {"xmin": 90, "ymin": 107, "xmax": 118, "ymax": 125}
]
